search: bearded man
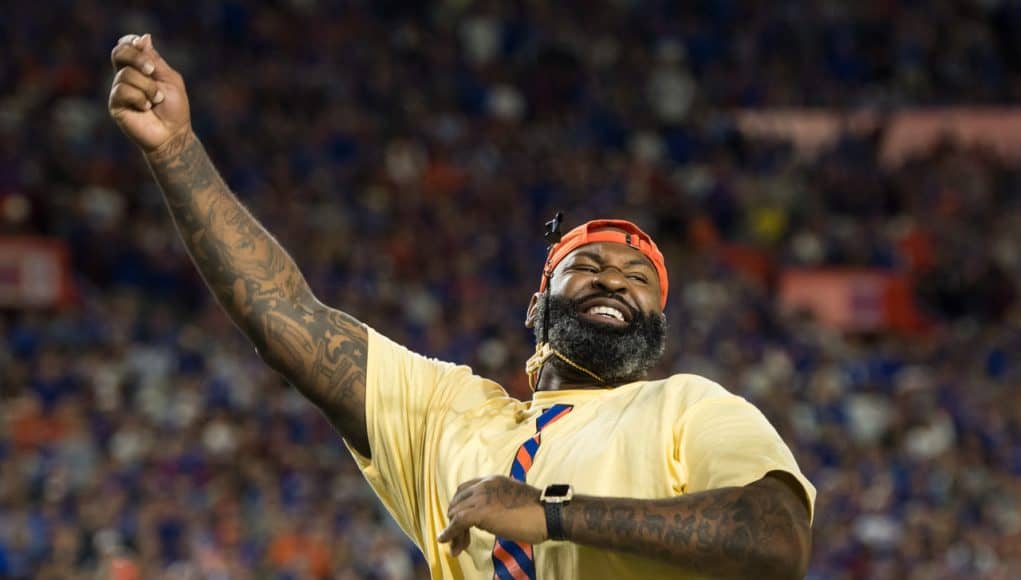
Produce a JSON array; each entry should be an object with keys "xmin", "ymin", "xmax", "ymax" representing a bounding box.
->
[{"xmin": 108, "ymin": 33, "xmax": 815, "ymax": 580}]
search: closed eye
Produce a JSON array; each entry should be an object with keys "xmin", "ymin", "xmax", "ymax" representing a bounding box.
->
[{"xmin": 627, "ymin": 274, "xmax": 648, "ymax": 283}]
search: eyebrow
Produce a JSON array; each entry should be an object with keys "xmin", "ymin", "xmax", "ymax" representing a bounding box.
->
[{"xmin": 569, "ymin": 251, "xmax": 656, "ymax": 271}]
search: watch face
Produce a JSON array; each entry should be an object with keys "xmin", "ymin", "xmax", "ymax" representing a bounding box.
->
[
  {"xmin": 545, "ymin": 484, "xmax": 571, "ymax": 497},
  {"xmin": 542, "ymin": 484, "xmax": 572, "ymax": 502}
]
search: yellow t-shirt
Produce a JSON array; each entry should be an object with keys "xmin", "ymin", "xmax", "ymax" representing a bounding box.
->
[{"xmin": 350, "ymin": 328, "xmax": 816, "ymax": 580}]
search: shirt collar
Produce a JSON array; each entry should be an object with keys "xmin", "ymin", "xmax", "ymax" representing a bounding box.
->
[{"xmin": 529, "ymin": 385, "xmax": 633, "ymax": 407}]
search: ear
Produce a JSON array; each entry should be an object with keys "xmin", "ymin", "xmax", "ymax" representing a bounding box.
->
[{"xmin": 524, "ymin": 292, "xmax": 541, "ymax": 328}]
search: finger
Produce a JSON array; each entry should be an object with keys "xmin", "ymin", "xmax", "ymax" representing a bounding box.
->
[
  {"xmin": 456, "ymin": 478, "xmax": 482, "ymax": 490},
  {"xmin": 448, "ymin": 478, "xmax": 484, "ymax": 517},
  {"xmin": 134, "ymin": 34, "xmax": 180, "ymax": 83},
  {"xmin": 111, "ymin": 42, "xmax": 156, "ymax": 76},
  {"xmin": 448, "ymin": 489, "xmax": 479, "ymax": 516},
  {"xmin": 438, "ymin": 523, "xmax": 456, "ymax": 543},
  {"xmin": 113, "ymin": 67, "xmax": 164, "ymax": 104},
  {"xmin": 454, "ymin": 478, "xmax": 484, "ymax": 496},
  {"xmin": 451, "ymin": 529, "xmax": 472, "ymax": 557},
  {"xmin": 438, "ymin": 516, "xmax": 470, "ymax": 543},
  {"xmin": 109, "ymin": 82, "xmax": 152, "ymax": 112}
]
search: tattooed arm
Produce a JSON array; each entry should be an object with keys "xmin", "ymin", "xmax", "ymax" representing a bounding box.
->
[
  {"xmin": 562, "ymin": 472, "xmax": 811, "ymax": 579},
  {"xmin": 440, "ymin": 472, "xmax": 810, "ymax": 579},
  {"xmin": 108, "ymin": 34, "xmax": 370, "ymax": 456},
  {"xmin": 146, "ymin": 132, "xmax": 370, "ymax": 456}
]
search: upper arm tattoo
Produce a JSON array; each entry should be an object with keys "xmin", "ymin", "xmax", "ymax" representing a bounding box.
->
[
  {"xmin": 146, "ymin": 131, "xmax": 371, "ymax": 456},
  {"xmin": 259, "ymin": 303, "xmax": 370, "ymax": 457}
]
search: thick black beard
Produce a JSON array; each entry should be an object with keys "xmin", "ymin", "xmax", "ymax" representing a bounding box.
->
[{"xmin": 533, "ymin": 293, "xmax": 667, "ymax": 385}]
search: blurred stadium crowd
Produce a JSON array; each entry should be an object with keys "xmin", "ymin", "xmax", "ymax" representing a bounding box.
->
[{"xmin": 2, "ymin": 0, "xmax": 1021, "ymax": 578}]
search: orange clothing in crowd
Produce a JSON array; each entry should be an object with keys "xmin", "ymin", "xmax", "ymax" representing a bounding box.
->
[{"xmin": 267, "ymin": 533, "xmax": 331, "ymax": 579}]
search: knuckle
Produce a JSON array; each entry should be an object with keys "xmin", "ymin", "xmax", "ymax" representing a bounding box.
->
[{"xmin": 111, "ymin": 45, "xmax": 133, "ymax": 61}]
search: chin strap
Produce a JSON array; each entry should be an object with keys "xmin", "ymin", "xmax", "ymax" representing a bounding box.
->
[{"xmin": 526, "ymin": 342, "xmax": 606, "ymax": 390}]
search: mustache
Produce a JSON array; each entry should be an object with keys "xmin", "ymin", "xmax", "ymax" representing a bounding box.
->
[{"xmin": 572, "ymin": 292, "xmax": 638, "ymax": 318}]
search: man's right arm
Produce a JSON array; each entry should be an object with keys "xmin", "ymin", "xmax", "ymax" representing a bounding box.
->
[
  {"xmin": 147, "ymin": 130, "xmax": 371, "ymax": 457},
  {"xmin": 108, "ymin": 34, "xmax": 370, "ymax": 457}
]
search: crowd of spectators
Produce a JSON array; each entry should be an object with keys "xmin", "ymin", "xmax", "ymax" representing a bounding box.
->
[{"xmin": 2, "ymin": 0, "xmax": 1021, "ymax": 578}]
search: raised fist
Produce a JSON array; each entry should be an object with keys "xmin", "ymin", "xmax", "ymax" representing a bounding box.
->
[{"xmin": 108, "ymin": 34, "xmax": 191, "ymax": 152}]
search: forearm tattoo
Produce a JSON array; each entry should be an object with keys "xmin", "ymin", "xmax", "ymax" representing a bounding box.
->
[
  {"xmin": 562, "ymin": 475, "xmax": 811, "ymax": 579},
  {"xmin": 146, "ymin": 131, "xmax": 370, "ymax": 456}
]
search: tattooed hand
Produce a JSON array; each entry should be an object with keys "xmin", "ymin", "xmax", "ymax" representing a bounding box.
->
[
  {"xmin": 109, "ymin": 33, "xmax": 190, "ymax": 152},
  {"xmin": 439, "ymin": 476, "xmax": 547, "ymax": 556}
]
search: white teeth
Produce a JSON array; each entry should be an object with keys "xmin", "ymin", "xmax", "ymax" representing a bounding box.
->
[{"xmin": 587, "ymin": 305, "xmax": 625, "ymax": 321}]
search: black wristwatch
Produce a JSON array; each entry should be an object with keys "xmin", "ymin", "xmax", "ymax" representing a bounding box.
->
[{"xmin": 540, "ymin": 484, "xmax": 574, "ymax": 541}]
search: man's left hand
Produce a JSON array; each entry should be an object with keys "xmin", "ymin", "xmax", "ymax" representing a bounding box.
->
[{"xmin": 439, "ymin": 476, "xmax": 548, "ymax": 556}]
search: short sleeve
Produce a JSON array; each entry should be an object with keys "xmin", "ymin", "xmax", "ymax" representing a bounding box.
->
[
  {"xmin": 347, "ymin": 327, "xmax": 459, "ymax": 545},
  {"xmin": 676, "ymin": 396, "xmax": 817, "ymax": 523}
]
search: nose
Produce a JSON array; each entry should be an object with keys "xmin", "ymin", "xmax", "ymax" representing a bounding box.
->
[{"xmin": 592, "ymin": 267, "xmax": 628, "ymax": 294}]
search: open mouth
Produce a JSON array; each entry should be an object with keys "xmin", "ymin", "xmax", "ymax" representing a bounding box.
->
[
  {"xmin": 585, "ymin": 305, "xmax": 626, "ymax": 322},
  {"xmin": 576, "ymin": 297, "xmax": 634, "ymax": 326}
]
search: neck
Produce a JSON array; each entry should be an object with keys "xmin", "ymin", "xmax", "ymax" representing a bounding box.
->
[{"xmin": 533, "ymin": 361, "xmax": 612, "ymax": 392}]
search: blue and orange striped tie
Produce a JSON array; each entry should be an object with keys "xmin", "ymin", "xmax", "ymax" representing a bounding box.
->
[{"xmin": 491, "ymin": 403, "xmax": 574, "ymax": 580}]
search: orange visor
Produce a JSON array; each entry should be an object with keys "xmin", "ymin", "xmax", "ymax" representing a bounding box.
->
[{"xmin": 538, "ymin": 219, "xmax": 669, "ymax": 309}]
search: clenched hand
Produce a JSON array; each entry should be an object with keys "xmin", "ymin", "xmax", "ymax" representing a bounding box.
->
[{"xmin": 108, "ymin": 33, "xmax": 191, "ymax": 152}]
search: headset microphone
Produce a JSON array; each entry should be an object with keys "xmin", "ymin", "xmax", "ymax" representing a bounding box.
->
[
  {"xmin": 540, "ymin": 211, "xmax": 564, "ymax": 349},
  {"xmin": 526, "ymin": 212, "xmax": 607, "ymax": 390}
]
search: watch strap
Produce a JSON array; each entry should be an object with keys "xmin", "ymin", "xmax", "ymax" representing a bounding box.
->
[{"xmin": 544, "ymin": 500, "xmax": 566, "ymax": 541}]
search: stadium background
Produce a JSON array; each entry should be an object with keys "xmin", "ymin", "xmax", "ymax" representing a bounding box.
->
[{"xmin": 2, "ymin": 0, "xmax": 1021, "ymax": 578}]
